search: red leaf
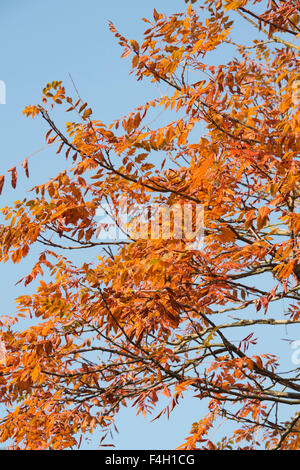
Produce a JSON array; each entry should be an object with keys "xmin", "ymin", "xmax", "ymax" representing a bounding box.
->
[
  {"xmin": 8, "ymin": 166, "xmax": 17, "ymax": 189},
  {"xmin": 22, "ymin": 158, "xmax": 29, "ymax": 178},
  {"xmin": 0, "ymin": 175, "xmax": 4, "ymax": 195}
]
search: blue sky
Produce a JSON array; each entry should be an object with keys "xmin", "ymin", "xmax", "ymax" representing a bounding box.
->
[{"xmin": 0, "ymin": 0, "xmax": 299, "ymax": 450}]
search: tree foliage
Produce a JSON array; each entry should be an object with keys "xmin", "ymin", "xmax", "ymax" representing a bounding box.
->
[{"xmin": 0, "ymin": 0, "xmax": 299, "ymax": 450}]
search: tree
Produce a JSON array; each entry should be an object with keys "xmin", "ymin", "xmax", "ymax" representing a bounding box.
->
[{"xmin": 0, "ymin": 0, "xmax": 299, "ymax": 450}]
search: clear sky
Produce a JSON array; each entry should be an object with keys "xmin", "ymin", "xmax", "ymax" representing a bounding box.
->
[{"xmin": 0, "ymin": 0, "xmax": 298, "ymax": 450}]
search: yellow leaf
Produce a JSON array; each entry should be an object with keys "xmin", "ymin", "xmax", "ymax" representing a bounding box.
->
[{"xmin": 31, "ymin": 364, "xmax": 41, "ymax": 382}]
